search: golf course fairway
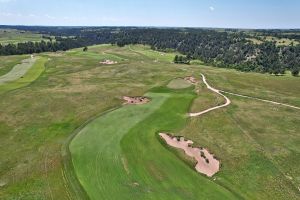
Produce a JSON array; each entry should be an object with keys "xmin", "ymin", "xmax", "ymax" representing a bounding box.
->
[
  {"xmin": 0, "ymin": 56, "xmax": 47, "ymax": 93},
  {"xmin": 70, "ymin": 86, "xmax": 238, "ymax": 200}
]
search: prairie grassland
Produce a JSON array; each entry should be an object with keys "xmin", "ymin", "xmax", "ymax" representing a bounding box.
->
[
  {"xmin": 0, "ymin": 29, "xmax": 52, "ymax": 45},
  {"xmin": 198, "ymin": 65, "xmax": 300, "ymax": 107},
  {"xmin": 246, "ymin": 36, "xmax": 299, "ymax": 46},
  {"xmin": 181, "ymin": 94, "xmax": 300, "ymax": 199},
  {"xmin": 0, "ymin": 44, "xmax": 299, "ymax": 199},
  {"xmin": 263, "ymin": 36, "xmax": 299, "ymax": 46}
]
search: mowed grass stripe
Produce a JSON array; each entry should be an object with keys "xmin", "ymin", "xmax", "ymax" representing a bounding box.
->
[
  {"xmin": 70, "ymin": 88, "xmax": 238, "ymax": 199},
  {"xmin": 120, "ymin": 91, "xmax": 237, "ymax": 200},
  {"xmin": 70, "ymin": 92, "xmax": 170, "ymax": 200},
  {"xmin": 0, "ymin": 57, "xmax": 47, "ymax": 94},
  {"xmin": 0, "ymin": 57, "xmax": 37, "ymax": 84}
]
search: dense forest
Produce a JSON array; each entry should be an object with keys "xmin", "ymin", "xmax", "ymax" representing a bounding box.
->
[{"xmin": 0, "ymin": 26, "xmax": 299, "ymax": 76}]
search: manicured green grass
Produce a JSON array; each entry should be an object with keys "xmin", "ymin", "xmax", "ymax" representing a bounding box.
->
[
  {"xmin": 0, "ymin": 45, "xmax": 197, "ymax": 199},
  {"xmin": 70, "ymin": 89, "xmax": 237, "ymax": 200},
  {"xmin": 0, "ymin": 57, "xmax": 37, "ymax": 84},
  {"xmin": 66, "ymin": 47, "xmax": 124, "ymax": 62},
  {"xmin": 167, "ymin": 78, "xmax": 192, "ymax": 89},
  {"xmin": 0, "ymin": 44, "xmax": 299, "ymax": 200},
  {"xmin": 0, "ymin": 57, "xmax": 47, "ymax": 94},
  {"xmin": 0, "ymin": 55, "xmax": 28, "ymax": 76}
]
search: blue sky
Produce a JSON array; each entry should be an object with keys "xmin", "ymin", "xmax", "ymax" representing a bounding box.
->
[{"xmin": 0, "ymin": 0, "xmax": 299, "ymax": 28}]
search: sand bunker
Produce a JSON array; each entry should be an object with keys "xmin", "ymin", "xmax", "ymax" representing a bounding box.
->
[
  {"xmin": 123, "ymin": 96, "xmax": 150, "ymax": 105},
  {"xmin": 100, "ymin": 59, "xmax": 118, "ymax": 65},
  {"xmin": 159, "ymin": 133, "xmax": 220, "ymax": 177},
  {"xmin": 184, "ymin": 76, "xmax": 198, "ymax": 84}
]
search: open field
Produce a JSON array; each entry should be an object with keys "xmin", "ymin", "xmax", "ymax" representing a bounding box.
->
[
  {"xmin": 263, "ymin": 36, "xmax": 299, "ymax": 46},
  {"xmin": 198, "ymin": 65, "xmax": 300, "ymax": 107},
  {"xmin": 0, "ymin": 29, "xmax": 53, "ymax": 45},
  {"xmin": 0, "ymin": 44, "xmax": 299, "ymax": 199}
]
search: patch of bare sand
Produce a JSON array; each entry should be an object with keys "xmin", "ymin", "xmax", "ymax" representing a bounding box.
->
[
  {"xmin": 123, "ymin": 96, "xmax": 150, "ymax": 105},
  {"xmin": 100, "ymin": 59, "xmax": 118, "ymax": 65},
  {"xmin": 184, "ymin": 76, "xmax": 201, "ymax": 94},
  {"xmin": 159, "ymin": 133, "xmax": 220, "ymax": 177},
  {"xmin": 184, "ymin": 76, "xmax": 198, "ymax": 84}
]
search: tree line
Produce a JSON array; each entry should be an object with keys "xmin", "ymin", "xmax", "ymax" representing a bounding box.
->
[
  {"xmin": 0, "ymin": 37, "xmax": 99, "ymax": 55},
  {"xmin": 0, "ymin": 26, "xmax": 299, "ymax": 76}
]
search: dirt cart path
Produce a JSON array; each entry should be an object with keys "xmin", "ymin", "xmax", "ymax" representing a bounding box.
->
[
  {"xmin": 189, "ymin": 74, "xmax": 231, "ymax": 117},
  {"xmin": 189, "ymin": 73, "xmax": 300, "ymax": 117}
]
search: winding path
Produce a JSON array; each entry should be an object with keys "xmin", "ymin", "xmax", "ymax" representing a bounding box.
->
[
  {"xmin": 221, "ymin": 90, "xmax": 300, "ymax": 110},
  {"xmin": 189, "ymin": 74, "xmax": 231, "ymax": 117},
  {"xmin": 189, "ymin": 73, "xmax": 300, "ymax": 117}
]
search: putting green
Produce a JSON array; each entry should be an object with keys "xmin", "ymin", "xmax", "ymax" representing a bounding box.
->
[
  {"xmin": 167, "ymin": 78, "xmax": 192, "ymax": 89},
  {"xmin": 0, "ymin": 57, "xmax": 47, "ymax": 93},
  {"xmin": 70, "ymin": 88, "xmax": 238, "ymax": 199}
]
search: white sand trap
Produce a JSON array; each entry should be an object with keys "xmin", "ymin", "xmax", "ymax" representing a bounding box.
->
[
  {"xmin": 100, "ymin": 59, "xmax": 118, "ymax": 65},
  {"xmin": 159, "ymin": 133, "xmax": 220, "ymax": 177},
  {"xmin": 0, "ymin": 57, "xmax": 37, "ymax": 85},
  {"xmin": 123, "ymin": 96, "xmax": 150, "ymax": 105}
]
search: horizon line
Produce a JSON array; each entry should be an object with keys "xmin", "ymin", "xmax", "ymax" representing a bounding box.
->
[{"xmin": 1, "ymin": 24, "xmax": 300, "ymax": 31}]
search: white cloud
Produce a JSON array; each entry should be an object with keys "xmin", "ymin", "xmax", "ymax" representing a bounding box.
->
[{"xmin": 209, "ymin": 6, "xmax": 215, "ymax": 11}]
